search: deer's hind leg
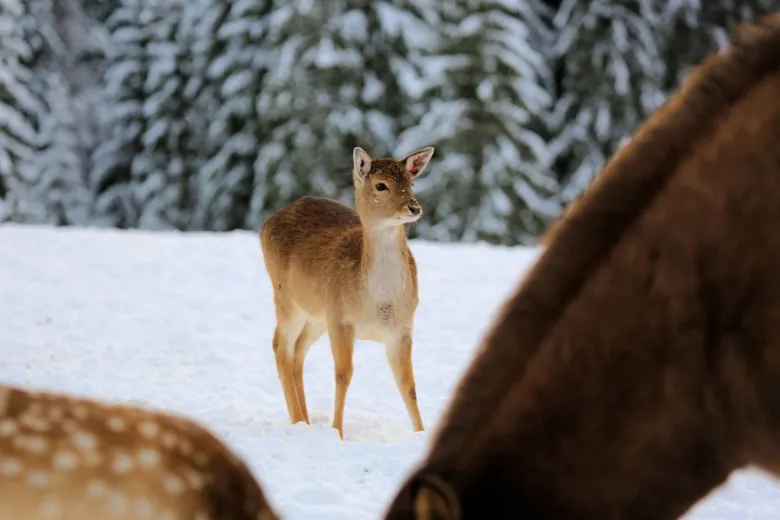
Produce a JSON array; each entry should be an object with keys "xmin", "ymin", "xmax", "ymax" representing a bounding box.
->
[
  {"xmin": 271, "ymin": 295, "xmax": 308, "ymax": 424},
  {"xmin": 292, "ymin": 321, "xmax": 325, "ymax": 424}
]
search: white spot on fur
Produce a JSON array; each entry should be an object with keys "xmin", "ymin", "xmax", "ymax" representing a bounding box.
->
[
  {"xmin": 194, "ymin": 452, "xmax": 209, "ymax": 467},
  {"xmin": 0, "ymin": 458, "xmax": 22, "ymax": 476},
  {"xmin": 137, "ymin": 448, "xmax": 160, "ymax": 468},
  {"xmin": 71, "ymin": 431, "xmax": 97, "ymax": 452},
  {"xmin": 39, "ymin": 497, "xmax": 62, "ymax": 518},
  {"xmin": 112, "ymin": 453, "xmax": 134, "ymax": 474},
  {"xmin": 139, "ymin": 421, "xmax": 159, "ymax": 439},
  {"xmin": 20, "ymin": 414, "xmax": 50, "ymax": 432},
  {"xmin": 14, "ymin": 435, "xmax": 48, "ymax": 454},
  {"xmin": 86, "ymin": 480, "xmax": 107, "ymax": 499},
  {"xmin": 184, "ymin": 468, "xmax": 205, "ymax": 489},
  {"xmin": 109, "ymin": 492, "xmax": 128, "ymax": 516},
  {"xmin": 71, "ymin": 404, "xmax": 89, "ymax": 420},
  {"xmin": 47, "ymin": 405, "xmax": 64, "ymax": 421},
  {"xmin": 0, "ymin": 419, "xmax": 17, "ymax": 437},
  {"xmin": 28, "ymin": 401, "xmax": 45, "ymax": 414},
  {"xmin": 53, "ymin": 450, "xmax": 79, "ymax": 471},
  {"xmin": 163, "ymin": 474, "xmax": 184, "ymax": 494},
  {"xmin": 161, "ymin": 431, "xmax": 176, "ymax": 448},
  {"xmin": 107, "ymin": 416, "xmax": 126, "ymax": 432},
  {"xmin": 27, "ymin": 471, "xmax": 48, "ymax": 488},
  {"xmin": 134, "ymin": 499, "xmax": 154, "ymax": 518},
  {"xmin": 178, "ymin": 438, "xmax": 193, "ymax": 455}
]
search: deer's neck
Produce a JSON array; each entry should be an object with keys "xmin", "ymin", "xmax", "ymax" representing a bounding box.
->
[
  {"xmin": 361, "ymin": 224, "xmax": 410, "ymax": 302},
  {"xmin": 421, "ymin": 374, "xmax": 740, "ymax": 519}
]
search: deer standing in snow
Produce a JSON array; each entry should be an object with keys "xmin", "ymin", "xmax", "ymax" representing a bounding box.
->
[
  {"xmin": 260, "ymin": 146, "xmax": 434, "ymax": 439},
  {"xmin": 0, "ymin": 383, "xmax": 278, "ymax": 520}
]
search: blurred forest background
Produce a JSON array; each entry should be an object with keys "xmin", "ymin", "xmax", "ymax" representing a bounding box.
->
[{"xmin": 1, "ymin": 0, "xmax": 777, "ymax": 246}]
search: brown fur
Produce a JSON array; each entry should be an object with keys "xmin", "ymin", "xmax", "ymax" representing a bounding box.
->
[
  {"xmin": 0, "ymin": 383, "xmax": 278, "ymax": 520},
  {"xmin": 383, "ymin": 12, "xmax": 780, "ymax": 520},
  {"xmin": 259, "ymin": 146, "xmax": 435, "ymax": 439}
]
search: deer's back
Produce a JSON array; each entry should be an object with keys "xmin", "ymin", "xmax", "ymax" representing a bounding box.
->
[
  {"xmin": 0, "ymin": 384, "xmax": 277, "ymax": 520},
  {"xmin": 260, "ymin": 196, "xmax": 363, "ymax": 274}
]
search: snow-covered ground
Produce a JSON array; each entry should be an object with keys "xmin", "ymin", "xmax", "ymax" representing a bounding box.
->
[{"xmin": 1, "ymin": 224, "xmax": 779, "ymax": 519}]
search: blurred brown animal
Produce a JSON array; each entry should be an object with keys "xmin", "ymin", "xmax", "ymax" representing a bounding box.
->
[
  {"xmin": 0, "ymin": 383, "xmax": 279, "ymax": 520},
  {"xmin": 383, "ymin": 11, "xmax": 780, "ymax": 520},
  {"xmin": 260, "ymin": 146, "xmax": 434, "ymax": 439}
]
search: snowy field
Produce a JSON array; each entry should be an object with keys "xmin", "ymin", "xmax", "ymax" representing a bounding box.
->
[{"xmin": 1, "ymin": 223, "xmax": 779, "ymax": 519}]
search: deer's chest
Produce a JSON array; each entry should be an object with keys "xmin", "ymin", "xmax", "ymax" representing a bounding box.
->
[{"xmin": 365, "ymin": 248, "xmax": 407, "ymax": 303}]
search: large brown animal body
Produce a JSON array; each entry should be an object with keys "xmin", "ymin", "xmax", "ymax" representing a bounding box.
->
[
  {"xmin": 260, "ymin": 146, "xmax": 434, "ymax": 439},
  {"xmin": 383, "ymin": 13, "xmax": 780, "ymax": 520},
  {"xmin": 0, "ymin": 383, "xmax": 278, "ymax": 520}
]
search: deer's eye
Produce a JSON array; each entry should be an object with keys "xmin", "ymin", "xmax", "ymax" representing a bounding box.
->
[{"xmin": 375, "ymin": 183, "xmax": 388, "ymax": 191}]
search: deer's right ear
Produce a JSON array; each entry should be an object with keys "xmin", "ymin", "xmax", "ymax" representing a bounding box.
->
[{"xmin": 353, "ymin": 147, "xmax": 372, "ymax": 183}]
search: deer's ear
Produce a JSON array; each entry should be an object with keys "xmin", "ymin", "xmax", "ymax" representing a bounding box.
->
[
  {"xmin": 412, "ymin": 476, "xmax": 460, "ymax": 520},
  {"xmin": 403, "ymin": 147, "xmax": 435, "ymax": 178},
  {"xmin": 353, "ymin": 147, "xmax": 372, "ymax": 183}
]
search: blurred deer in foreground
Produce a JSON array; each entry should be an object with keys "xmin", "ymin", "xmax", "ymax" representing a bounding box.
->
[
  {"xmin": 383, "ymin": 11, "xmax": 780, "ymax": 520},
  {"xmin": 260, "ymin": 146, "xmax": 434, "ymax": 439},
  {"xmin": 0, "ymin": 383, "xmax": 278, "ymax": 520}
]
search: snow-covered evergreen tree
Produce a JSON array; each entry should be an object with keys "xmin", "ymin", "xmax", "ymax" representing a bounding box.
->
[
  {"xmin": 89, "ymin": 0, "xmax": 147, "ymax": 226},
  {"xmin": 6, "ymin": 0, "xmax": 105, "ymax": 225},
  {"xmin": 659, "ymin": 0, "xmax": 778, "ymax": 90},
  {"xmin": 187, "ymin": 0, "xmax": 271, "ymax": 231},
  {"xmin": 19, "ymin": 72, "xmax": 91, "ymax": 225},
  {"xmin": 548, "ymin": 0, "xmax": 667, "ymax": 205},
  {"xmin": 132, "ymin": 0, "xmax": 194, "ymax": 230},
  {"xmin": 90, "ymin": 0, "xmax": 190, "ymax": 229},
  {"xmin": 80, "ymin": 0, "xmax": 121, "ymax": 22},
  {"xmin": 0, "ymin": 0, "xmax": 44, "ymax": 222},
  {"xmin": 398, "ymin": 0, "xmax": 559, "ymax": 245},
  {"xmin": 253, "ymin": 0, "xmax": 440, "ymax": 228}
]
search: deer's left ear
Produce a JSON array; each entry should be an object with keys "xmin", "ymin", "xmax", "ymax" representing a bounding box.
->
[{"xmin": 403, "ymin": 147, "xmax": 435, "ymax": 178}]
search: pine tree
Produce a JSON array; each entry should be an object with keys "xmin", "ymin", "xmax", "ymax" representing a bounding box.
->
[
  {"xmin": 7, "ymin": 0, "xmax": 99, "ymax": 225},
  {"xmin": 254, "ymin": 0, "xmax": 433, "ymax": 227},
  {"xmin": 90, "ymin": 0, "xmax": 190, "ymax": 229},
  {"xmin": 0, "ymin": 0, "xmax": 44, "ymax": 222},
  {"xmin": 188, "ymin": 0, "xmax": 271, "ymax": 231},
  {"xmin": 81, "ymin": 0, "xmax": 121, "ymax": 23},
  {"xmin": 659, "ymin": 0, "xmax": 778, "ymax": 90},
  {"xmin": 548, "ymin": 0, "xmax": 667, "ymax": 205},
  {"xmin": 89, "ymin": 0, "xmax": 149, "ymax": 227},
  {"xmin": 20, "ymin": 72, "xmax": 91, "ymax": 225},
  {"xmin": 398, "ymin": 0, "xmax": 559, "ymax": 245},
  {"xmin": 132, "ymin": 0, "xmax": 194, "ymax": 230}
]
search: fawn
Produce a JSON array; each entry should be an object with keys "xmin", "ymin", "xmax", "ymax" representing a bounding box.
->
[
  {"xmin": 0, "ymin": 383, "xmax": 278, "ymax": 520},
  {"xmin": 260, "ymin": 146, "xmax": 434, "ymax": 439},
  {"xmin": 383, "ymin": 12, "xmax": 780, "ymax": 520}
]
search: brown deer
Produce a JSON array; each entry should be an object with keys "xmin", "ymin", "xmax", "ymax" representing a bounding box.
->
[
  {"xmin": 0, "ymin": 383, "xmax": 279, "ymax": 520},
  {"xmin": 260, "ymin": 146, "xmax": 434, "ymax": 439},
  {"xmin": 383, "ymin": 12, "xmax": 780, "ymax": 520}
]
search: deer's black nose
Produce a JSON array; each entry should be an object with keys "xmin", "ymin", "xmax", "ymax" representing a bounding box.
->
[{"xmin": 408, "ymin": 201, "xmax": 421, "ymax": 215}]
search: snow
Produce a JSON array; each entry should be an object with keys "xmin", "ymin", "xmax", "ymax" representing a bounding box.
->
[{"xmin": 2, "ymin": 223, "xmax": 780, "ymax": 518}]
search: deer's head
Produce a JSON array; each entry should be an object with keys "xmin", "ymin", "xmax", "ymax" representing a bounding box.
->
[{"xmin": 352, "ymin": 146, "xmax": 435, "ymax": 227}]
